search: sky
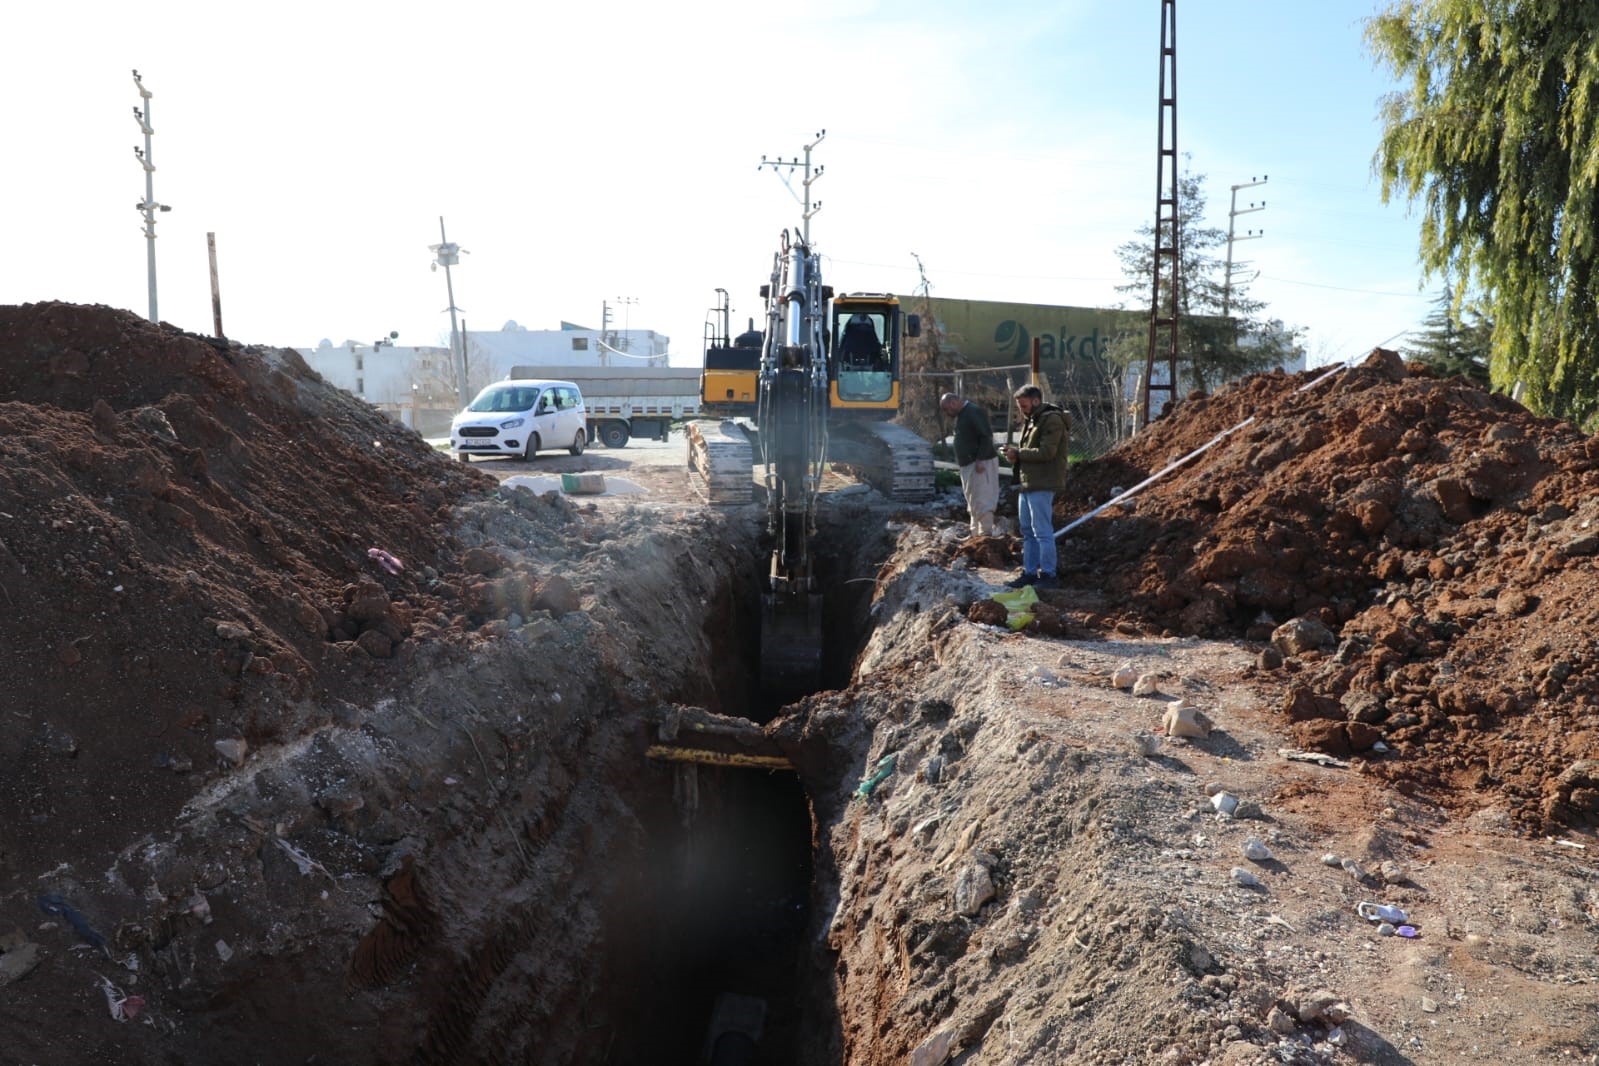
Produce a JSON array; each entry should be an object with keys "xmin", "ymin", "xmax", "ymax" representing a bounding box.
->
[{"xmin": 6, "ymin": 1, "xmax": 1434, "ymax": 370}]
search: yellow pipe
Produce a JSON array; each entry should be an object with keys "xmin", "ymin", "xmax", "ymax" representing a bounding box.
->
[{"xmin": 645, "ymin": 745, "xmax": 795, "ymax": 772}]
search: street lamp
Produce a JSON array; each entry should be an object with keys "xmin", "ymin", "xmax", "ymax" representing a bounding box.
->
[{"xmin": 428, "ymin": 216, "xmax": 468, "ymax": 404}]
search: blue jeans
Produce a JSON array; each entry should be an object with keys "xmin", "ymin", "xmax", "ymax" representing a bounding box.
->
[{"xmin": 1018, "ymin": 490, "xmax": 1057, "ymax": 577}]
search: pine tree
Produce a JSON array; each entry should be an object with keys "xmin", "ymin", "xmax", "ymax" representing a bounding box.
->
[
  {"xmin": 1114, "ymin": 170, "xmax": 1302, "ymax": 394},
  {"xmin": 1404, "ymin": 288, "xmax": 1491, "ymax": 385}
]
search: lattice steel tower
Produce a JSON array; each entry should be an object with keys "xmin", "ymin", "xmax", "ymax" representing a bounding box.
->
[{"xmin": 1141, "ymin": 0, "xmax": 1180, "ymax": 426}]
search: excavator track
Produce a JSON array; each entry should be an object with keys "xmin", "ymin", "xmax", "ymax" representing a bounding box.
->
[
  {"xmin": 852, "ymin": 421, "xmax": 936, "ymax": 503},
  {"xmin": 686, "ymin": 419, "xmax": 755, "ymax": 505}
]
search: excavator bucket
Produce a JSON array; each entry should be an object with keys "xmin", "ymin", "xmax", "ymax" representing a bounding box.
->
[{"xmin": 760, "ymin": 589, "xmax": 824, "ymax": 702}]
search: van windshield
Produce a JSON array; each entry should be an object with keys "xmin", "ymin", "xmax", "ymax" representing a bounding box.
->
[{"xmin": 468, "ymin": 386, "xmax": 539, "ymax": 414}]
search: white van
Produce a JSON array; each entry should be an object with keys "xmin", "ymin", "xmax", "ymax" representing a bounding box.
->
[{"xmin": 450, "ymin": 378, "xmax": 587, "ymax": 461}]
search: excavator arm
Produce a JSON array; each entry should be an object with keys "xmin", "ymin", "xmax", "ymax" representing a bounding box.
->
[{"xmin": 756, "ymin": 233, "xmax": 830, "ymax": 699}]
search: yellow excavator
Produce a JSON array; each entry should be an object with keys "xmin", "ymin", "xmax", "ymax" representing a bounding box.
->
[{"xmin": 688, "ymin": 231, "xmax": 933, "ymax": 698}]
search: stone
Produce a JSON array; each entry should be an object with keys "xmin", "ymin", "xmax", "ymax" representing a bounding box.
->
[
  {"xmin": 1266, "ymin": 1005, "xmax": 1297, "ymax": 1035},
  {"xmin": 1379, "ymin": 861, "xmax": 1406, "ymax": 885},
  {"xmin": 910, "ymin": 1029, "xmax": 953, "ymax": 1066},
  {"xmin": 1132, "ymin": 673, "xmax": 1162, "ymax": 697},
  {"xmin": 1163, "ymin": 704, "xmax": 1212, "ymax": 739},
  {"xmin": 1112, "ymin": 662, "xmax": 1138, "ymax": 689},
  {"xmin": 1242, "ymin": 839, "xmax": 1272, "ymax": 862},
  {"xmin": 0, "ymin": 938, "xmax": 41, "ymax": 987},
  {"xmin": 1271, "ymin": 616, "xmax": 1336, "ymax": 656},
  {"xmin": 1295, "ymin": 989, "xmax": 1350, "ymax": 1024},
  {"xmin": 214, "ymin": 738, "xmax": 248, "ymax": 766},
  {"xmin": 1230, "ymin": 867, "xmax": 1260, "ymax": 887},
  {"xmin": 215, "ymin": 621, "xmax": 251, "ymax": 641},
  {"xmin": 462, "ymin": 547, "xmax": 504, "ymax": 575},
  {"xmin": 953, "ymin": 863, "xmax": 995, "ymax": 916}
]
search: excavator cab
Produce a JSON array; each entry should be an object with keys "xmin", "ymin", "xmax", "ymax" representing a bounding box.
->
[{"xmin": 829, "ymin": 295, "xmax": 918, "ymax": 410}]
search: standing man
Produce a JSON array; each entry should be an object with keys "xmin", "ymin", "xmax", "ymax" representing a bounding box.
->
[
  {"xmin": 940, "ymin": 392, "xmax": 999, "ymax": 537},
  {"xmin": 1001, "ymin": 384, "xmax": 1069, "ymax": 590}
]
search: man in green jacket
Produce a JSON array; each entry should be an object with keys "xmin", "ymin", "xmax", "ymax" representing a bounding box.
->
[
  {"xmin": 940, "ymin": 392, "xmax": 999, "ymax": 536},
  {"xmin": 1001, "ymin": 384, "xmax": 1069, "ymax": 589}
]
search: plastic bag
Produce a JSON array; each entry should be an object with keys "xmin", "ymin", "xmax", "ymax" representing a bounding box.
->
[
  {"xmin": 990, "ymin": 585, "xmax": 1039, "ymax": 631},
  {"xmin": 990, "ymin": 586, "xmax": 1039, "ymax": 612}
]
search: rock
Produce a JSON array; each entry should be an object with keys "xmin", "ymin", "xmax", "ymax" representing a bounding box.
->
[
  {"xmin": 462, "ymin": 547, "xmax": 504, "ymax": 575},
  {"xmin": 316, "ymin": 786, "xmax": 366, "ymax": 816},
  {"xmin": 910, "ymin": 1029, "xmax": 953, "ymax": 1066},
  {"xmin": 215, "ymin": 621, "xmax": 251, "ymax": 641},
  {"xmin": 1230, "ymin": 867, "xmax": 1260, "ymax": 887},
  {"xmin": 355, "ymin": 629, "xmax": 394, "ymax": 659},
  {"xmin": 1272, "ymin": 616, "xmax": 1336, "ymax": 656},
  {"xmin": 1379, "ymin": 860, "xmax": 1406, "ymax": 885},
  {"xmin": 1132, "ymin": 732, "xmax": 1162, "ymax": 757},
  {"xmin": 1162, "ymin": 704, "xmax": 1212, "ymax": 739},
  {"xmin": 1341, "ymin": 858, "xmax": 1370, "ymax": 882},
  {"xmin": 1320, "ymin": 853, "xmax": 1342, "ymax": 867},
  {"xmin": 1132, "ymin": 673, "xmax": 1162, "ymax": 697},
  {"xmin": 0, "ymin": 937, "xmax": 41, "ymax": 987},
  {"xmin": 531, "ymin": 574, "xmax": 582, "ymax": 615},
  {"xmin": 953, "ymin": 863, "xmax": 995, "ymax": 916},
  {"xmin": 1256, "ymin": 647, "xmax": 1283, "ymax": 671},
  {"xmin": 1112, "ymin": 662, "xmax": 1138, "ymax": 689},
  {"xmin": 968, "ymin": 600, "xmax": 1007, "ymax": 626},
  {"xmin": 1242, "ymin": 839, "xmax": 1272, "ymax": 862},
  {"xmin": 214, "ymin": 738, "xmax": 248, "ymax": 766},
  {"xmin": 1266, "ymin": 1005, "xmax": 1297, "ymax": 1035},
  {"xmin": 1295, "ymin": 989, "xmax": 1351, "ymax": 1025}
]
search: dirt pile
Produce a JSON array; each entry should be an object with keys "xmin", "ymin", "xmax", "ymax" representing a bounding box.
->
[
  {"xmin": 0, "ymin": 301, "xmax": 584, "ymax": 870},
  {"xmin": 1050, "ymin": 351, "xmax": 1599, "ymax": 833}
]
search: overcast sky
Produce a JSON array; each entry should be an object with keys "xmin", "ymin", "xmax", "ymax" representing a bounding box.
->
[{"xmin": 7, "ymin": 1, "xmax": 1428, "ymax": 368}]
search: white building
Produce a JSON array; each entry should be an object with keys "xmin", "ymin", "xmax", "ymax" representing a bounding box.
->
[{"xmin": 296, "ymin": 320, "xmax": 672, "ymax": 435}]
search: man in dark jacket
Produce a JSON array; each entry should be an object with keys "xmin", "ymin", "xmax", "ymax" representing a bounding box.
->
[
  {"xmin": 940, "ymin": 392, "xmax": 998, "ymax": 535},
  {"xmin": 1001, "ymin": 384, "xmax": 1069, "ymax": 589}
]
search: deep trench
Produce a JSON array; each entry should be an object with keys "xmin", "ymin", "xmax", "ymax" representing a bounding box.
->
[{"xmin": 597, "ymin": 508, "xmax": 890, "ymax": 1065}]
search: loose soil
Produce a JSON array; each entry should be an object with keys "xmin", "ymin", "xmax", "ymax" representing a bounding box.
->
[{"xmin": 0, "ymin": 304, "xmax": 1594, "ymax": 1065}]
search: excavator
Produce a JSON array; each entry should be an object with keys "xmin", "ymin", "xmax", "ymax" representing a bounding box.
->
[{"xmin": 688, "ymin": 230, "xmax": 934, "ymax": 698}]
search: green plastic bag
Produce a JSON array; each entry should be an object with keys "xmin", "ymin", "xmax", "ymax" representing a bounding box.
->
[
  {"xmin": 990, "ymin": 586, "xmax": 1039, "ymax": 612},
  {"xmin": 991, "ymin": 585, "xmax": 1039, "ymax": 631}
]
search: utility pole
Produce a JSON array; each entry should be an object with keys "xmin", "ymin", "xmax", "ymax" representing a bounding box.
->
[
  {"xmin": 615, "ymin": 295, "xmax": 637, "ymax": 354},
  {"xmin": 1141, "ymin": 0, "xmax": 1180, "ymax": 428},
  {"xmin": 600, "ymin": 300, "xmax": 613, "ymax": 366},
  {"xmin": 428, "ymin": 217, "xmax": 468, "ymax": 404},
  {"xmin": 760, "ymin": 129, "xmax": 826, "ymax": 245},
  {"xmin": 131, "ymin": 70, "xmax": 171, "ymax": 323},
  {"xmin": 1223, "ymin": 176, "xmax": 1267, "ymax": 317}
]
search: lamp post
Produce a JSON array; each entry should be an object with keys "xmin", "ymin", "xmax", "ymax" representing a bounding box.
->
[
  {"xmin": 131, "ymin": 70, "xmax": 171, "ymax": 323},
  {"xmin": 428, "ymin": 217, "xmax": 468, "ymax": 404}
]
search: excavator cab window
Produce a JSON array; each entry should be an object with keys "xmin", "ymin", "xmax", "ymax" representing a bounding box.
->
[{"xmin": 835, "ymin": 310, "xmax": 893, "ymax": 402}]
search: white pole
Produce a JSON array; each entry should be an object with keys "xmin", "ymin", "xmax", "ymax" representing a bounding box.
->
[{"xmin": 133, "ymin": 71, "xmax": 158, "ymax": 322}]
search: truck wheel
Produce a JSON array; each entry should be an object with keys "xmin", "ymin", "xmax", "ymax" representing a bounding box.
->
[
  {"xmin": 568, "ymin": 429, "xmax": 587, "ymax": 456},
  {"xmin": 599, "ymin": 422, "xmax": 630, "ymax": 449},
  {"xmin": 523, "ymin": 433, "xmax": 541, "ymax": 460}
]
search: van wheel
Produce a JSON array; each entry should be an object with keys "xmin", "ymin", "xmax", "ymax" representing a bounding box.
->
[
  {"xmin": 523, "ymin": 433, "xmax": 541, "ymax": 460},
  {"xmin": 599, "ymin": 422, "xmax": 629, "ymax": 448},
  {"xmin": 568, "ymin": 429, "xmax": 586, "ymax": 456}
]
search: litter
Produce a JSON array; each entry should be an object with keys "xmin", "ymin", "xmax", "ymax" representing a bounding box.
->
[
  {"xmin": 990, "ymin": 586, "xmax": 1038, "ymax": 631},
  {"xmin": 1279, "ymin": 748, "xmax": 1350, "ymax": 768},
  {"xmin": 367, "ymin": 547, "xmax": 404, "ymax": 575},
  {"xmin": 854, "ymin": 753, "xmax": 898, "ymax": 799},
  {"xmin": 97, "ymin": 975, "xmax": 145, "ymax": 1022}
]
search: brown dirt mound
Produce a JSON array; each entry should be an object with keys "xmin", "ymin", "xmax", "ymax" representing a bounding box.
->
[
  {"xmin": 1058, "ymin": 350, "xmax": 1599, "ymax": 833},
  {"xmin": 0, "ymin": 301, "xmax": 568, "ymax": 870}
]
